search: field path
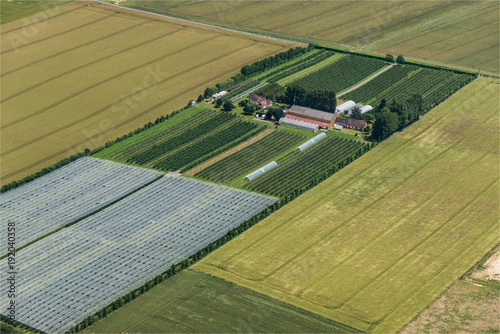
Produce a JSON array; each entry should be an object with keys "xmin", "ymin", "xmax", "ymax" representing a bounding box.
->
[
  {"xmin": 185, "ymin": 128, "xmax": 273, "ymax": 176},
  {"xmin": 337, "ymin": 64, "xmax": 395, "ymax": 98}
]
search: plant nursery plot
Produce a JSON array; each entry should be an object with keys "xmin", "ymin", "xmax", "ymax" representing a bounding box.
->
[
  {"xmin": 0, "ymin": 1, "xmax": 296, "ymax": 185},
  {"xmin": 195, "ymin": 130, "xmax": 306, "ymax": 183},
  {"xmin": 292, "ymin": 55, "xmax": 387, "ymax": 93},
  {"xmin": 0, "ymin": 157, "xmax": 163, "ymax": 248},
  {"xmin": 246, "ymin": 137, "xmax": 368, "ymax": 197},
  {"xmin": 194, "ymin": 78, "xmax": 499, "ymax": 333},
  {"xmin": 343, "ymin": 64, "xmax": 474, "ymax": 108},
  {"xmin": 84, "ymin": 269, "xmax": 360, "ymax": 333},
  {"xmin": 0, "ymin": 175, "xmax": 278, "ymax": 333}
]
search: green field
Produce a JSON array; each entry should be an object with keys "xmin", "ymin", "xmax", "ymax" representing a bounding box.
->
[
  {"xmin": 122, "ymin": 0, "xmax": 497, "ymax": 75},
  {"xmin": 194, "ymin": 77, "xmax": 499, "ymax": 333},
  {"xmin": 0, "ymin": 1, "xmax": 296, "ymax": 185},
  {"xmin": 0, "ymin": 0, "xmax": 69, "ymax": 24},
  {"xmin": 83, "ymin": 270, "xmax": 360, "ymax": 333}
]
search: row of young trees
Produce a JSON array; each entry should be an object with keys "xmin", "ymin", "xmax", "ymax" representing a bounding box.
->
[
  {"xmin": 202, "ymin": 45, "xmax": 313, "ymax": 99},
  {"xmin": 284, "ymin": 84, "xmax": 337, "ymax": 112},
  {"xmin": 240, "ymin": 45, "xmax": 314, "ymax": 78},
  {"xmin": 372, "ymin": 94, "xmax": 424, "ymax": 141}
]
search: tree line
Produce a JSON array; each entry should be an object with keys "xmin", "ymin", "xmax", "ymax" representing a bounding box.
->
[
  {"xmin": 372, "ymin": 94, "xmax": 424, "ymax": 141},
  {"xmin": 284, "ymin": 84, "xmax": 337, "ymax": 113}
]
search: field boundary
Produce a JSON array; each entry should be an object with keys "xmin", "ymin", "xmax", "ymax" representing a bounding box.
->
[{"xmin": 92, "ymin": 0, "xmax": 307, "ymax": 46}]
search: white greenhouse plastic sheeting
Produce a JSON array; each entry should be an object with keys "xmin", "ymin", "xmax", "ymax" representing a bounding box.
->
[
  {"xmin": 0, "ymin": 175, "xmax": 278, "ymax": 333},
  {"xmin": 336, "ymin": 100, "xmax": 355, "ymax": 112},
  {"xmin": 280, "ymin": 117, "xmax": 319, "ymax": 132},
  {"xmin": 297, "ymin": 132, "xmax": 327, "ymax": 151},
  {"xmin": 360, "ymin": 105, "xmax": 373, "ymax": 114},
  {"xmin": 245, "ymin": 161, "xmax": 278, "ymax": 181},
  {"xmin": 0, "ymin": 157, "xmax": 163, "ymax": 247}
]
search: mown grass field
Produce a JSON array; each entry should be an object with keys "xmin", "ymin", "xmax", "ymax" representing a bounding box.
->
[
  {"xmin": 83, "ymin": 269, "xmax": 360, "ymax": 333},
  {"xmin": 368, "ymin": 0, "xmax": 499, "ymax": 76},
  {"xmin": 0, "ymin": 1, "xmax": 295, "ymax": 185},
  {"xmin": 123, "ymin": 1, "xmax": 496, "ymax": 74},
  {"xmin": 194, "ymin": 77, "xmax": 500, "ymax": 333}
]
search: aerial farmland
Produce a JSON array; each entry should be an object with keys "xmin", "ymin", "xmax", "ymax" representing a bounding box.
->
[{"xmin": 1, "ymin": 1, "xmax": 498, "ymax": 334}]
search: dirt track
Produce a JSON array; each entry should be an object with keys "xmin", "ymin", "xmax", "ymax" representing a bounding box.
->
[{"xmin": 184, "ymin": 128, "xmax": 274, "ymax": 176}]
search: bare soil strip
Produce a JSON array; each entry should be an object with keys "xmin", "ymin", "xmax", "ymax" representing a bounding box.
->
[{"xmin": 185, "ymin": 128, "xmax": 273, "ymax": 176}]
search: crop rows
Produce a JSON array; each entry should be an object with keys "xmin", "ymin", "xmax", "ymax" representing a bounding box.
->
[
  {"xmin": 259, "ymin": 50, "xmax": 327, "ymax": 79},
  {"xmin": 110, "ymin": 109, "xmax": 213, "ymax": 161},
  {"xmin": 0, "ymin": 157, "xmax": 163, "ymax": 247},
  {"xmin": 1, "ymin": 175, "xmax": 277, "ymax": 333},
  {"xmin": 293, "ymin": 55, "xmax": 387, "ymax": 93},
  {"xmin": 246, "ymin": 137, "xmax": 367, "ymax": 196},
  {"xmin": 343, "ymin": 65, "xmax": 419, "ymax": 103},
  {"xmin": 367, "ymin": 67, "xmax": 474, "ymax": 108},
  {"xmin": 154, "ymin": 120, "xmax": 260, "ymax": 171},
  {"xmin": 129, "ymin": 112, "xmax": 236, "ymax": 165},
  {"xmin": 218, "ymin": 80, "xmax": 261, "ymax": 102},
  {"xmin": 263, "ymin": 50, "xmax": 334, "ymax": 82},
  {"xmin": 195, "ymin": 130, "xmax": 306, "ymax": 183}
]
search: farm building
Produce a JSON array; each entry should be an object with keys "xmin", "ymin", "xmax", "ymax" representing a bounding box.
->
[
  {"xmin": 249, "ymin": 94, "xmax": 273, "ymax": 108},
  {"xmin": 335, "ymin": 117, "xmax": 367, "ymax": 131},
  {"xmin": 285, "ymin": 105, "xmax": 337, "ymax": 128},
  {"xmin": 280, "ymin": 116, "xmax": 319, "ymax": 132},
  {"xmin": 336, "ymin": 100, "xmax": 355, "ymax": 113}
]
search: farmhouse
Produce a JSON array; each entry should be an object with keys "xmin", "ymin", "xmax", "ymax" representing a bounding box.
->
[
  {"xmin": 335, "ymin": 117, "xmax": 367, "ymax": 131},
  {"xmin": 249, "ymin": 94, "xmax": 273, "ymax": 108},
  {"xmin": 285, "ymin": 105, "xmax": 337, "ymax": 128}
]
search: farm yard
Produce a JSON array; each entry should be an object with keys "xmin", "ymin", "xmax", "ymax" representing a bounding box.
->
[
  {"xmin": 83, "ymin": 270, "xmax": 360, "ymax": 333},
  {"xmin": 1, "ymin": 170, "xmax": 277, "ymax": 333},
  {"xmin": 0, "ymin": 1, "xmax": 295, "ymax": 185},
  {"xmin": 1, "ymin": 2, "xmax": 497, "ymax": 334},
  {"xmin": 123, "ymin": 0, "xmax": 497, "ymax": 75},
  {"xmin": 194, "ymin": 77, "xmax": 499, "ymax": 333}
]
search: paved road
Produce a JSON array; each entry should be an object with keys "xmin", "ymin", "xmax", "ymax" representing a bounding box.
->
[
  {"xmin": 337, "ymin": 63, "xmax": 397, "ymax": 98},
  {"xmin": 92, "ymin": 0, "xmax": 307, "ymax": 46}
]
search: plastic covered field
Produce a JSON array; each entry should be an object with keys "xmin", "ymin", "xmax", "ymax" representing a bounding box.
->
[
  {"xmin": 0, "ymin": 157, "xmax": 163, "ymax": 247},
  {"xmin": 0, "ymin": 175, "xmax": 277, "ymax": 333}
]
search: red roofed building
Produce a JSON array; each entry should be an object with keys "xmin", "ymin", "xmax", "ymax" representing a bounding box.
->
[
  {"xmin": 334, "ymin": 117, "xmax": 367, "ymax": 131},
  {"xmin": 249, "ymin": 94, "xmax": 273, "ymax": 108}
]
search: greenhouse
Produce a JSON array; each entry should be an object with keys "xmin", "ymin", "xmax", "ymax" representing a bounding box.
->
[
  {"xmin": 297, "ymin": 132, "xmax": 327, "ymax": 151},
  {"xmin": 280, "ymin": 117, "xmax": 319, "ymax": 132},
  {"xmin": 245, "ymin": 161, "xmax": 278, "ymax": 181}
]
